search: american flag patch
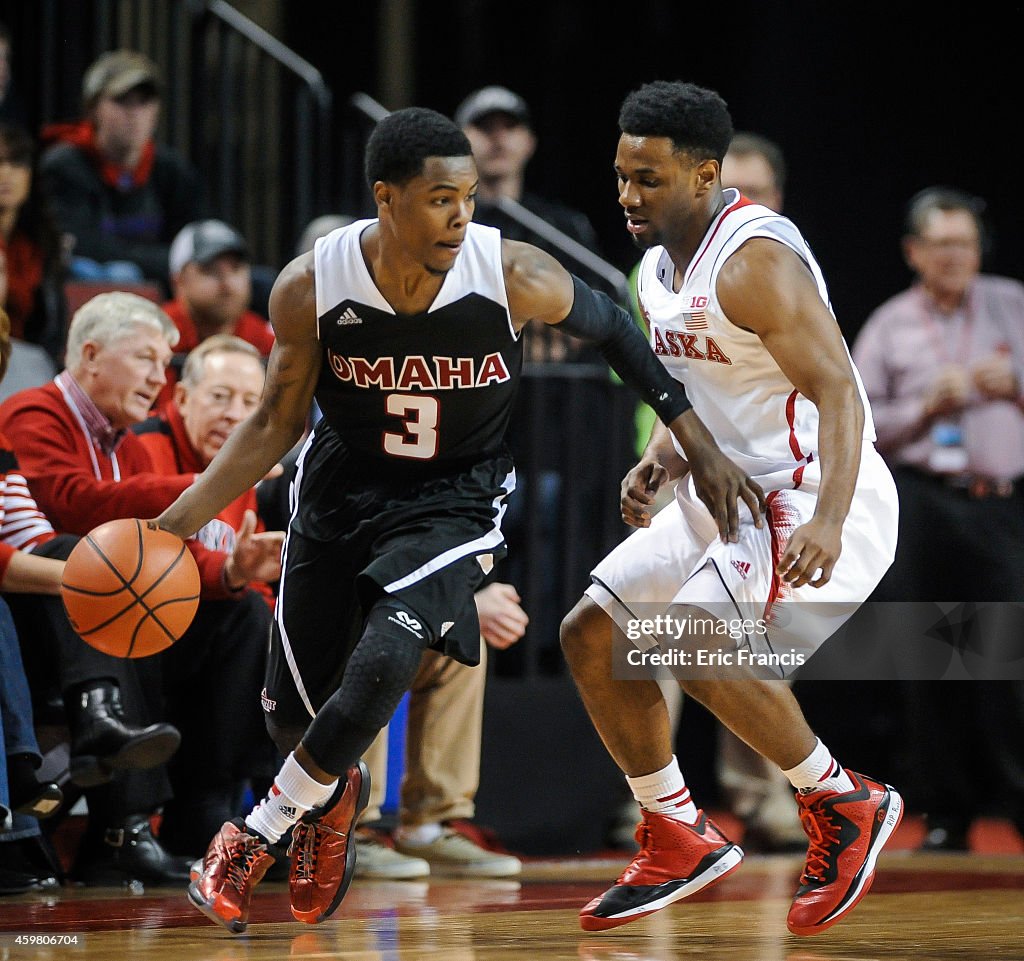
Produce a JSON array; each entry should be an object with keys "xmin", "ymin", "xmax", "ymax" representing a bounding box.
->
[{"xmin": 685, "ymin": 311, "xmax": 708, "ymax": 330}]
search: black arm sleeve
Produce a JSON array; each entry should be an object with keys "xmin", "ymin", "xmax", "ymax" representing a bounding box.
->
[{"xmin": 555, "ymin": 275, "xmax": 692, "ymax": 425}]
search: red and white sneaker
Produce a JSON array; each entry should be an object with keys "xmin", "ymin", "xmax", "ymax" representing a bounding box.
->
[
  {"xmin": 580, "ymin": 809, "xmax": 744, "ymax": 931},
  {"xmin": 787, "ymin": 769, "xmax": 903, "ymax": 936},
  {"xmin": 188, "ymin": 819, "xmax": 275, "ymax": 934},
  {"xmin": 288, "ymin": 760, "xmax": 370, "ymax": 924}
]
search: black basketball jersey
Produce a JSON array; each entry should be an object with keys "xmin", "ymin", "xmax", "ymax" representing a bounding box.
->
[{"xmin": 313, "ymin": 220, "xmax": 523, "ymax": 466}]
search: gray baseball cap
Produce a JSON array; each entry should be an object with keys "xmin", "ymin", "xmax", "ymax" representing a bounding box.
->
[
  {"xmin": 83, "ymin": 50, "xmax": 162, "ymax": 108},
  {"xmin": 455, "ymin": 86, "xmax": 531, "ymax": 128},
  {"xmin": 169, "ymin": 220, "xmax": 250, "ymax": 277}
]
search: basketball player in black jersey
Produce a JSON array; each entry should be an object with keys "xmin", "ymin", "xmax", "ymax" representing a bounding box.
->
[{"xmin": 155, "ymin": 106, "xmax": 763, "ymax": 933}]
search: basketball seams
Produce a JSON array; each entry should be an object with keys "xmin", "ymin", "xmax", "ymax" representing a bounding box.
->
[
  {"xmin": 79, "ymin": 518, "xmax": 147, "ymax": 593},
  {"xmin": 60, "ymin": 518, "xmax": 200, "ymax": 658},
  {"xmin": 126, "ymin": 594, "xmax": 200, "ymax": 657},
  {"xmin": 76, "ymin": 543, "xmax": 196, "ymax": 650}
]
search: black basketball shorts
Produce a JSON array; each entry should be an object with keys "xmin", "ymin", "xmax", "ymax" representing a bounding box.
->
[{"xmin": 262, "ymin": 424, "xmax": 516, "ymax": 728}]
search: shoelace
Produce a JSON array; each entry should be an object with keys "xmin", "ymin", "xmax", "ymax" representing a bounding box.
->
[
  {"xmin": 225, "ymin": 839, "xmax": 266, "ymax": 892},
  {"xmin": 293, "ymin": 822, "xmax": 347, "ymax": 879},
  {"xmin": 293, "ymin": 823, "xmax": 317, "ymax": 880},
  {"xmin": 798, "ymin": 801, "xmax": 840, "ymax": 883},
  {"xmin": 613, "ymin": 820, "xmax": 654, "ymax": 885}
]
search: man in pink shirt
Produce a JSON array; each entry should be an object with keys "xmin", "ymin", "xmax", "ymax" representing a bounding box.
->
[{"xmin": 852, "ymin": 185, "xmax": 1024, "ymax": 852}]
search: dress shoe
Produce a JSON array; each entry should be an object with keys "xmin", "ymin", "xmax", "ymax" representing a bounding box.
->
[
  {"xmin": 12, "ymin": 782, "xmax": 63, "ymax": 820},
  {"xmin": 74, "ymin": 814, "xmax": 194, "ymax": 886},
  {"xmin": 7, "ymin": 753, "xmax": 64, "ymax": 820},
  {"xmin": 0, "ymin": 837, "xmax": 61, "ymax": 895},
  {"xmin": 68, "ymin": 682, "xmax": 180, "ymax": 787}
]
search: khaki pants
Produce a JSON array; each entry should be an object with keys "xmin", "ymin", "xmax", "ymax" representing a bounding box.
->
[{"xmin": 360, "ymin": 645, "xmax": 486, "ymax": 827}]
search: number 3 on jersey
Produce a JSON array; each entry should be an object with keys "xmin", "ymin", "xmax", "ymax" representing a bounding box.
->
[{"xmin": 384, "ymin": 394, "xmax": 439, "ymax": 459}]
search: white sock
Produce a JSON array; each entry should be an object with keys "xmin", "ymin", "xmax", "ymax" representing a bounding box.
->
[
  {"xmin": 782, "ymin": 738, "xmax": 854, "ymax": 795},
  {"xmin": 394, "ymin": 822, "xmax": 443, "ymax": 845},
  {"xmin": 245, "ymin": 752, "xmax": 337, "ymax": 843},
  {"xmin": 626, "ymin": 756, "xmax": 699, "ymax": 823}
]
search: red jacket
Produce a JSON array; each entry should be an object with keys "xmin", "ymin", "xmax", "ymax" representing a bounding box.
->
[
  {"xmin": 0, "ymin": 382, "xmax": 238, "ymax": 599},
  {"xmin": 134, "ymin": 405, "xmax": 275, "ymax": 607}
]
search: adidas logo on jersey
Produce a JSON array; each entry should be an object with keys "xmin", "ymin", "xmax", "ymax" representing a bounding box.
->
[
  {"xmin": 336, "ymin": 307, "xmax": 363, "ymax": 326},
  {"xmin": 440, "ymin": 621, "xmax": 455, "ymax": 637},
  {"xmin": 731, "ymin": 560, "xmax": 751, "ymax": 578},
  {"xmin": 389, "ymin": 610, "xmax": 424, "ymax": 638}
]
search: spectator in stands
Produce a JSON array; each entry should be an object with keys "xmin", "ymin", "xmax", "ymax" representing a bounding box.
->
[
  {"xmin": 295, "ymin": 214, "xmax": 354, "ymax": 257},
  {"xmin": 0, "ymin": 122, "xmax": 67, "ymax": 366},
  {"xmin": 0, "ymin": 301, "xmax": 187, "ymax": 886},
  {"xmin": 135, "ymin": 333, "xmax": 276, "ymax": 610},
  {"xmin": 0, "ymin": 292, "xmax": 282, "ymax": 878},
  {"xmin": 40, "ymin": 49, "xmax": 205, "ymax": 292},
  {"xmin": 0, "ymin": 306, "xmax": 65, "ymax": 893},
  {"xmin": 720, "ymin": 131, "xmax": 786, "ymax": 212},
  {"xmin": 456, "ymin": 84, "xmax": 607, "ymax": 362},
  {"xmin": 156, "ymin": 219, "xmax": 274, "ymax": 410},
  {"xmin": 853, "ymin": 186, "xmax": 1024, "ymax": 850}
]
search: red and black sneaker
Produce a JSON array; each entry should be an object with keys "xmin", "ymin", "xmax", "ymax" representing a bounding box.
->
[
  {"xmin": 288, "ymin": 760, "xmax": 370, "ymax": 924},
  {"xmin": 787, "ymin": 769, "xmax": 904, "ymax": 936},
  {"xmin": 188, "ymin": 819, "xmax": 275, "ymax": 934},
  {"xmin": 580, "ymin": 809, "xmax": 744, "ymax": 931}
]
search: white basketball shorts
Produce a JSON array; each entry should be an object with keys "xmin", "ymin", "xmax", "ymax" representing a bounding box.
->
[{"xmin": 586, "ymin": 443, "xmax": 899, "ymax": 676}]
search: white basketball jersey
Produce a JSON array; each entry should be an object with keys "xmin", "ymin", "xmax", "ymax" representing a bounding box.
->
[{"xmin": 636, "ymin": 189, "xmax": 875, "ymax": 485}]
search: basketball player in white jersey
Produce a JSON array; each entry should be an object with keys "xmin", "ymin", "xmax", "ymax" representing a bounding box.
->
[
  {"xmin": 561, "ymin": 81, "xmax": 903, "ymax": 936},
  {"xmin": 154, "ymin": 106, "xmax": 762, "ymax": 933}
]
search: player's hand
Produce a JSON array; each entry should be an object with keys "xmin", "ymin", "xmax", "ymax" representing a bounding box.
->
[
  {"xmin": 689, "ymin": 447, "xmax": 766, "ymax": 544},
  {"xmin": 668, "ymin": 410, "xmax": 765, "ymax": 541},
  {"xmin": 225, "ymin": 510, "xmax": 284, "ymax": 588},
  {"xmin": 621, "ymin": 456, "xmax": 672, "ymax": 528},
  {"xmin": 775, "ymin": 516, "xmax": 843, "ymax": 588},
  {"xmin": 474, "ymin": 582, "xmax": 529, "ymax": 649}
]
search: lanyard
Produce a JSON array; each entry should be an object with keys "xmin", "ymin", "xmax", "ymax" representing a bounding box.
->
[
  {"xmin": 55, "ymin": 377, "xmax": 121, "ymax": 482},
  {"xmin": 917, "ymin": 286, "xmax": 975, "ymax": 366}
]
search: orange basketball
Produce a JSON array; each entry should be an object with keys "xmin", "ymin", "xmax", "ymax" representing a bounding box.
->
[{"xmin": 60, "ymin": 518, "xmax": 201, "ymax": 658}]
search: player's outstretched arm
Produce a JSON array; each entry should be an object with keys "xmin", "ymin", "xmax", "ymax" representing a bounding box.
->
[
  {"xmin": 157, "ymin": 255, "xmax": 321, "ymax": 540},
  {"xmin": 503, "ymin": 240, "xmax": 764, "ymax": 541}
]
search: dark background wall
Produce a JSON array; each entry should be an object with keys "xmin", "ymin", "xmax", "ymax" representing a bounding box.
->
[{"xmin": 288, "ymin": 0, "xmax": 1023, "ymax": 343}]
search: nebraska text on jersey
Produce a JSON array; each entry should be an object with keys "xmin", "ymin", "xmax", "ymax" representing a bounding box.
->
[
  {"xmin": 651, "ymin": 327, "xmax": 733, "ymax": 365},
  {"xmin": 327, "ymin": 351, "xmax": 512, "ymax": 390}
]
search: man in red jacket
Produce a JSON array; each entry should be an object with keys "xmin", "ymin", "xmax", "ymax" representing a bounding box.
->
[
  {"xmin": 135, "ymin": 333, "xmax": 276, "ymax": 607},
  {"xmin": 0, "ymin": 291, "xmax": 282, "ymax": 881}
]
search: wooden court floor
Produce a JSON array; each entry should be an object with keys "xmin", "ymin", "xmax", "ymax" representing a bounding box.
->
[{"xmin": 2, "ymin": 847, "xmax": 1023, "ymax": 961}]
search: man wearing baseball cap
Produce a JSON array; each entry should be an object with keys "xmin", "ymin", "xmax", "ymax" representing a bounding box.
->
[
  {"xmin": 156, "ymin": 219, "xmax": 273, "ymax": 411},
  {"xmin": 40, "ymin": 49, "xmax": 206, "ymax": 290},
  {"xmin": 454, "ymin": 85, "xmax": 601, "ymax": 273}
]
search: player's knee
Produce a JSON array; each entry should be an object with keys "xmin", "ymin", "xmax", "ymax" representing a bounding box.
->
[{"xmin": 560, "ymin": 597, "xmax": 605, "ymax": 663}]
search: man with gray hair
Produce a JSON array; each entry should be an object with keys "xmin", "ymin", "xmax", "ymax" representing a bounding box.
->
[{"xmin": 0, "ymin": 291, "xmax": 282, "ymax": 882}]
